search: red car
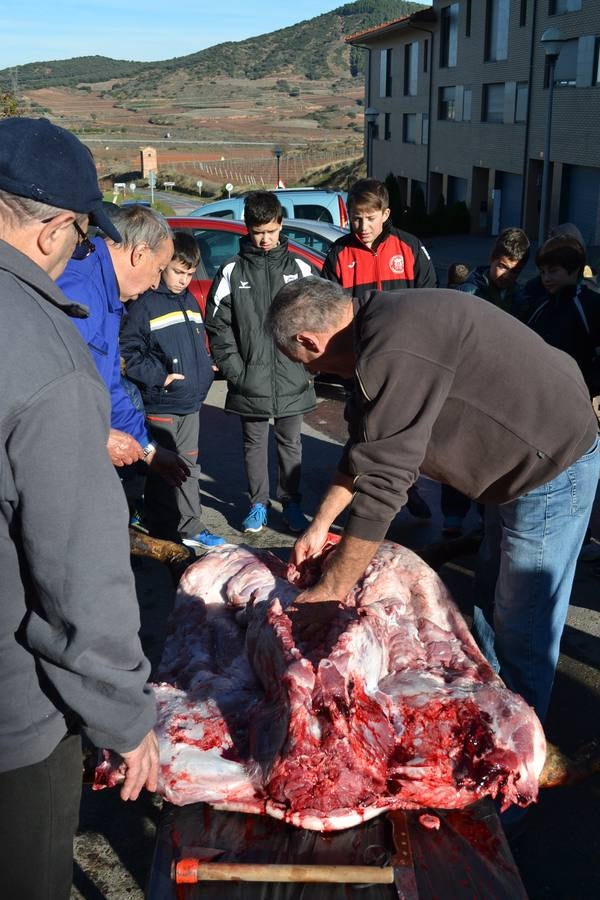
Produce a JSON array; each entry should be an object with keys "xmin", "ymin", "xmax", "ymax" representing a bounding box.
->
[{"xmin": 166, "ymin": 216, "xmax": 324, "ymax": 315}]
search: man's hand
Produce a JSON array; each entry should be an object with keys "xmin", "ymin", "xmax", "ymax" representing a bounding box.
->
[
  {"xmin": 164, "ymin": 373, "xmax": 185, "ymax": 388},
  {"xmin": 147, "ymin": 445, "xmax": 190, "ymax": 486},
  {"xmin": 291, "ymin": 520, "xmax": 331, "ymax": 565},
  {"xmin": 287, "ymin": 587, "xmax": 348, "ymax": 643},
  {"xmin": 107, "ymin": 428, "xmax": 144, "ymax": 467},
  {"xmin": 119, "ymin": 730, "xmax": 159, "ymax": 802}
]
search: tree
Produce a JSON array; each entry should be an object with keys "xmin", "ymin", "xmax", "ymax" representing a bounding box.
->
[{"xmin": 1, "ymin": 91, "xmax": 19, "ymax": 118}]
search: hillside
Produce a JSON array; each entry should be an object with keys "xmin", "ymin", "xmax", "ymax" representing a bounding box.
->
[{"xmin": 0, "ymin": 1, "xmax": 426, "ymax": 93}]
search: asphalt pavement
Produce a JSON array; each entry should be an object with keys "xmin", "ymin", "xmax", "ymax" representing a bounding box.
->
[{"xmin": 72, "ymin": 380, "xmax": 599, "ymax": 899}]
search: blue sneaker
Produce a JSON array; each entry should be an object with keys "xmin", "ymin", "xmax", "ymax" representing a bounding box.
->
[
  {"xmin": 282, "ymin": 502, "xmax": 309, "ymax": 534},
  {"xmin": 182, "ymin": 529, "xmax": 226, "ymax": 549},
  {"xmin": 242, "ymin": 503, "xmax": 268, "ymax": 533},
  {"xmin": 128, "ymin": 509, "xmax": 148, "ymax": 533}
]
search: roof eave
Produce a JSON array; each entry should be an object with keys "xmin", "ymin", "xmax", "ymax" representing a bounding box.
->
[{"xmin": 346, "ymin": 8, "xmax": 437, "ymax": 45}]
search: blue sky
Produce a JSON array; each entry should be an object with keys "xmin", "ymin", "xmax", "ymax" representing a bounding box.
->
[{"xmin": 1, "ymin": 1, "xmax": 431, "ymax": 69}]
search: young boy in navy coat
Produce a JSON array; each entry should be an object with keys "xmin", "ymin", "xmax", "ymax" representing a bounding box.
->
[{"xmin": 120, "ymin": 231, "xmax": 224, "ymax": 549}]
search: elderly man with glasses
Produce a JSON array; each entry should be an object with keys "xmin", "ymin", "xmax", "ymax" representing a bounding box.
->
[
  {"xmin": 0, "ymin": 117, "xmax": 158, "ymax": 899},
  {"xmin": 58, "ymin": 203, "xmax": 189, "ymax": 486}
]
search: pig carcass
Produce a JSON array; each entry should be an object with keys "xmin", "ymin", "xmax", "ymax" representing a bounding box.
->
[{"xmin": 134, "ymin": 541, "xmax": 546, "ymax": 831}]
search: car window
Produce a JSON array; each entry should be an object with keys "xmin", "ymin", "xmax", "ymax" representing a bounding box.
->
[
  {"xmin": 191, "ymin": 229, "xmax": 241, "ymax": 279},
  {"xmin": 205, "ymin": 208, "xmax": 235, "ymax": 219},
  {"xmin": 282, "ymin": 226, "xmax": 331, "ymax": 256},
  {"xmin": 294, "ymin": 204, "xmax": 333, "ymax": 224}
]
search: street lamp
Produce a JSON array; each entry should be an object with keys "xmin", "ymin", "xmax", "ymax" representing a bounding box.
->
[
  {"xmin": 364, "ymin": 107, "xmax": 379, "ymax": 178},
  {"xmin": 538, "ymin": 27, "xmax": 566, "ymax": 246},
  {"xmin": 274, "ymin": 147, "xmax": 283, "ymax": 188}
]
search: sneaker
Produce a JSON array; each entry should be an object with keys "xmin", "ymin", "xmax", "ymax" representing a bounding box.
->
[
  {"xmin": 442, "ymin": 516, "xmax": 464, "ymax": 537},
  {"xmin": 406, "ymin": 487, "xmax": 432, "ymax": 520},
  {"xmin": 282, "ymin": 502, "xmax": 309, "ymax": 534},
  {"xmin": 242, "ymin": 503, "xmax": 268, "ymax": 533},
  {"xmin": 128, "ymin": 509, "xmax": 148, "ymax": 533},
  {"xmin": 182, "ymin": 529, "xmax": 226, "ymax": 549},
  {"xmin": 579, "ymin": 540, "xmax": 600, "ymax": 562}
]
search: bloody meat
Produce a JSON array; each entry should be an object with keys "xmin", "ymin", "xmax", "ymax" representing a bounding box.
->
[{"xmin": 96, "ymin": 541, "xmax": 546, "ymax": 831}]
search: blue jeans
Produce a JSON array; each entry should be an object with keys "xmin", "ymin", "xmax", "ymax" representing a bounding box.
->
[{"xmin": 472, "ymin": 435, "xmax": 600, "ymax": 724}]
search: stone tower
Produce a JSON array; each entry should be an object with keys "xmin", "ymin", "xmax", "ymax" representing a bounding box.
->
[{"xmin": 141, "ymin": 146, "xmax": 157, "ymax": 178}]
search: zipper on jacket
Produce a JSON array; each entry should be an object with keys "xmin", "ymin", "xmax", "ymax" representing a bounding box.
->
[{"xmin": 176, "ymin": 293, "xmax": 201, "ymax": 386}]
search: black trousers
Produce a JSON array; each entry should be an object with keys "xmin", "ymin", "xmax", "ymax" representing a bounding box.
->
[
  {"xmin": 241, "ymin": 415, "xmax": 303, "ymax": 506},
  {"xmin": 0, "ymin": 733, "xmax": 82, "ymax": 900}
]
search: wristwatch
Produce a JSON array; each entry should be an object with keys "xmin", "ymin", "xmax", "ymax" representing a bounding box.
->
[{"xmin": 142, "ymin": 442, "xmax": 156, "ymax": 460}]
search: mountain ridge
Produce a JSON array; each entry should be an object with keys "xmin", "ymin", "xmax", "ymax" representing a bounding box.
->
[{"xmin": 0, "ymin": 2, "xmax": 426, "ymax": 93}]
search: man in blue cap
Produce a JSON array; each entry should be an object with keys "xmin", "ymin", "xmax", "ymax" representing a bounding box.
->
[{"xmin": 0, "ymin": 117, "xmax": 158, "ymax": 900}]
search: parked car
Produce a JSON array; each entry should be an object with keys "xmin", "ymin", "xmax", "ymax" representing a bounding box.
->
[
  {"xmin": 166, "ymin": 216, "xmax": 324, "ymax": 314},
  {"xmin": 189, "ymin": 188, "xmax": 349, "ymax": 229},
  {"xmin": 281, "ymin": 219, "xmax": 347, "ymax": 256}
]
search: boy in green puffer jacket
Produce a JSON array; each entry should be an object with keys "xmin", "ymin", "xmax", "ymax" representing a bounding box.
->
[{"xmin": 206, "ymin": 191, "xmax": 317, "ymax": 534}]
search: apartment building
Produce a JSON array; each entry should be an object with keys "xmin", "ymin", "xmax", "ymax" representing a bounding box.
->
[{"xmin": 348, "ymin": 0, "xmax": 600, "ymax": 243}]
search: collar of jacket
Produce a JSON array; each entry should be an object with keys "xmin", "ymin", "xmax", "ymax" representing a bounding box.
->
[
  {"xmin": 239, "ymin": 233, "xmax": 291, "ymax": 261},
  {"xmin": 0, "ymin": 237, "xmax": 89, "ymax": 318},
  {"xmin": 349, "ymin": 221, "xmax": 393, "ymax": 254},
  {"xmin": 148, "ymin": 279, "xmax": 187, "ymax": 299}
]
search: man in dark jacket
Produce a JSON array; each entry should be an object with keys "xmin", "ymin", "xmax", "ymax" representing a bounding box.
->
[
  {"xmin": 267, "ymin": 277, "xmax": 599, "ymax": 732},
  {"xmin": 206, "ymin": 191, "xmax": 316, "ymax": 534},
  {"xmin": 0, "ymin": 117, "xmax": 157, "ymax": 900},
  {"xmin": 120, "ymin": 231, "xmax": 224, "ymax": 548}
]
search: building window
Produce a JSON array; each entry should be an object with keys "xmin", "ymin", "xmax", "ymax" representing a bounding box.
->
[
  {"xmin": 463, "ymin": 86, "xmax": 473, "ymax": 121},
  {"xmin": 515, "ymin": 82, "xmax": 528, "ymax": 121},
  {"xmin": 439, "ymin": 86, "xmax": 457, "ymax": 120},
  {"xmin": 404, "ymin": 42, "xmax": 419, "ymax": 96},
  {"xmin": 519, "ymin": 0, "xmax": 528, "ymax": 26},
  {"xmin": 384, "ymin": 113, "xmax": 392, "ymax": 141},
  {"xmin": 595, "ymin": 39, "xmax": 600, "ymax": 85},
  {"xmin": 466, "ymin": 0, "xmax": 472, "ymax": 36},
  {"xmin": 483, "ymin": 83, "xmax": 505, "ymax": 122},
  {"xmin": 546, "ymin": 38, "xmax": 578, "ymax": 87},
  {"xmin": 421, "ymin": 113, "xmax": 429, "ymax": 145},
  {"xmin": 440, "ymin": 4, "xmax": 459, "ymax": 68},
  {"xmin": 380, "ymin": 48, "xmax": 392, "ymax": 97},
  {"xmin": 403, "ymin": 114, "xmax": 417, "ymax": 143},
  {"xmin": 549, "ymin": 0, "xmax": 582, "ymax": 13},
  {"xmin": 423, "ymin": 39, "xmax": 429, "ymax": 73},
  {"xmin": 485, "ymin": 0, "xmax": 509, "ymax": 62}
]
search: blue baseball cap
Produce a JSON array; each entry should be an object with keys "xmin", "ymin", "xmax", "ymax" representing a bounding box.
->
[{"xmin": 0, "ymin": 117, "xmax": 121, "ymax": 243}]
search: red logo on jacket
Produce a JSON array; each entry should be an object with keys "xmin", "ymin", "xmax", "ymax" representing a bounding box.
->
[{"xmin": 389, "ymin": 254, "xmax": 405, "ymax": 274}]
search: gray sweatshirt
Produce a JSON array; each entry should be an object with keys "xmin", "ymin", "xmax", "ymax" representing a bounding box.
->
[
  {"xmin": 341, "ymin": 289, "xmax": 598, "ymax": 541},
  {"xmin": 0, "ymin": 239, "xmax": 156, "ymax": 773}
]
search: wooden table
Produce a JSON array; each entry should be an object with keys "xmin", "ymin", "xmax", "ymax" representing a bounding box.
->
[{"xmin": 147, "ymin": 799, "xmax": 527, "ymax": 899}]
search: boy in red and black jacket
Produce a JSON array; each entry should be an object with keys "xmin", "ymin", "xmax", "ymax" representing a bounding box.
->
[
  {"xmin": 322, "ymin": 178, "xmax": 437, "ymax": 297},
  {"xmin": 323, "ymin": 178, "xmax": 437, "ymax": 519}
]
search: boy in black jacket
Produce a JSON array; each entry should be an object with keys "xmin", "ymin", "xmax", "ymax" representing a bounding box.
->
[
  {"xmin": 120, "ymin": 232, "xmax": 224, "ymax": 549},
  {"xmin": 206, "ymin": 191, "xmax": 316, "ymax": 534}
]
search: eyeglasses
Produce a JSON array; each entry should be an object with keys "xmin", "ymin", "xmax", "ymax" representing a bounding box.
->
[{"xmin": 71, "ymin": 221, "xmax": 96, "ymax": 260}]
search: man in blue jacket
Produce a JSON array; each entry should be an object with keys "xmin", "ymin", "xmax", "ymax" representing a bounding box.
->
[{"xmin": 58, "ymin": 204, "xmax": 188, "ymax": 487}]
